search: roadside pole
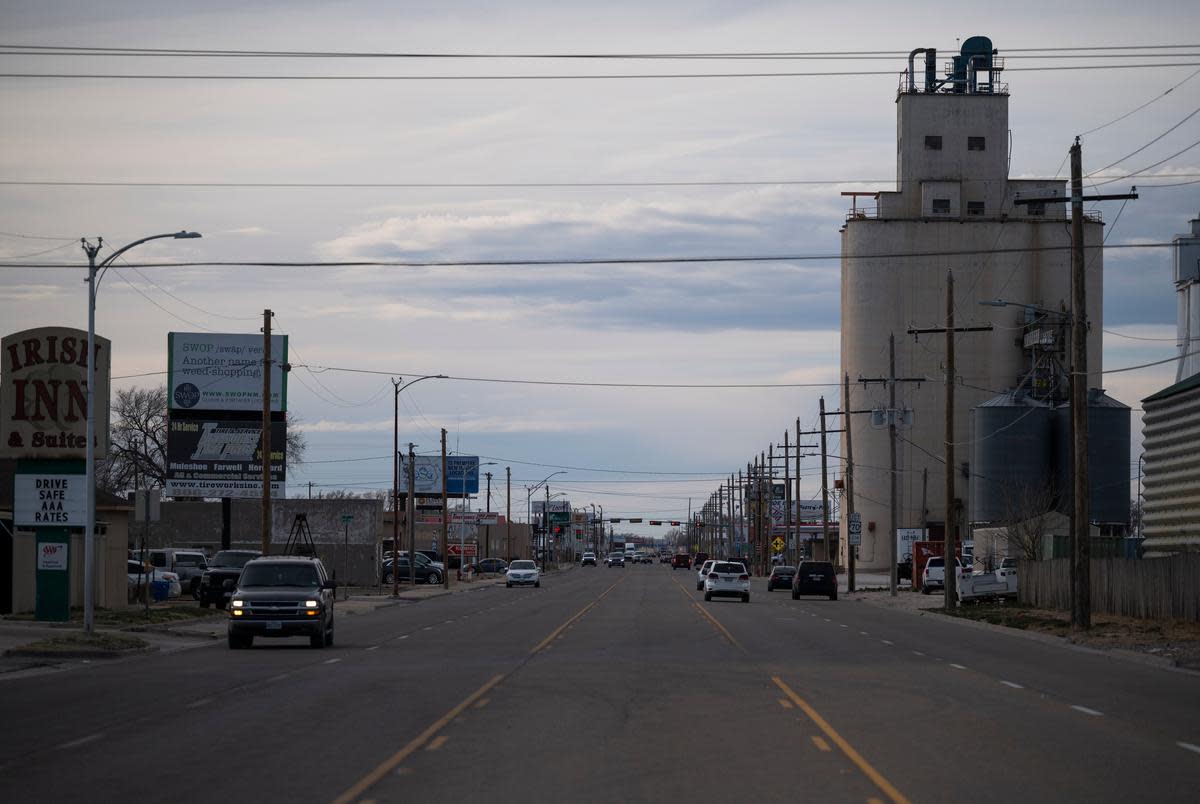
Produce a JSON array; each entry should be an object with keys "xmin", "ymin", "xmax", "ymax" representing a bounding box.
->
[
  {"xmin": 261, "ymin": 309, "xmax": 272, "ymax": 556},
  {"xmin": 441, "ymin": 429, "xmax": 449, "ymax": 590},
  {"xmin": 844, "ymin": 374, "xmax": 857, "ymax": 593},
  {"xmin": 408, "ymin": 444, "xmax": 416, "ymax": 587}
]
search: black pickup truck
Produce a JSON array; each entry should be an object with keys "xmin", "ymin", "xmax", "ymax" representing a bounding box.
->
[{"xmin": 197, "ymin": 549, "xmax": 261, "ymax": 608}]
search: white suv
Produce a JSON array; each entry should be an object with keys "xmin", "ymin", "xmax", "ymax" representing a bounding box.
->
[
  {"xmin": 921, "ymin": 556, "xmax": 964, "ymax": 594},
  {"xmin": 703, "ymin": 561, "xmax": 750, "ymax": 603},
  {"xmin": 695, "ymin": 560, "xmax": 715, "ymax": 591}
]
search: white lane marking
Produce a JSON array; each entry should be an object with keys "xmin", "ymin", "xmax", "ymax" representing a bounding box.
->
[
  {"xmin": 1071, "ymin": 705, "xmax": 1103, "ymax": 717},
  {"xmin": 1000, "ymin": 680, "xmax": 1024, "ymax": 689},
  {"xmin": 840, "ymin": 624, "xmax": 848, "ymax": 629},
  {"xmin": 881, "ymin": 640, "xmax": 894, "ymax": 646},
  {"xmin": 396, "ymin": 634, "xmax": 409, "ymax": 640},
  {"xmin": 950, "ymin": 663, "xmax": 967, "ymax": 670},
  {"xmin": 911, "ymin": 650, "xmax": 925, "ymax": 656},
  {"xmin": 365, "ymin": 645, "xmax": 380, "ymax": 651},
  {"xmin": 1178, "ymin": 742, "xmax": 1200, "ymax": 755},
  {"xmin": 823, "ymin": 618, "xmax": 831, "ymax": 622},
  {"xmin": 324, "ymin": 658, "xmax": 342, "ymax": 665},
  {"xmin": 58, "ymin": 733, "xmax": 104, "ymax": 750},
  {"xmin": 268, "ymin": 673, "xmax": 291, "ymax": 683},
  {"xmin": 186, "ymin": 697, "xmax": 215, "ymax": 709},
  {"xmin": 443, "ymin": 620, "xmax": 454, "ymax": 624},
  {"xmin": 422, "ymin": 626, "xmax": 434, "ymax": 631},
  {"xmin": 860, "ymin": 631, "xmax": 870, "ymax": 636}
]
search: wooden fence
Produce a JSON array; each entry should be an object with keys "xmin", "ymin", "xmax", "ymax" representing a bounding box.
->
[{"xmin": 1018, "ymin": 555, "xmax": 1200, "ymax": 622}]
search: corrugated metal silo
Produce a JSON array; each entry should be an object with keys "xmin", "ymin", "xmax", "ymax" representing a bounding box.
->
[
  {"xmin": 1054, "ymin": 389, "xmax": 1131, "ymax": 524},
  {"xmin": 970, "ymin": 391, "xmax": 1054, "ymax": 522}
]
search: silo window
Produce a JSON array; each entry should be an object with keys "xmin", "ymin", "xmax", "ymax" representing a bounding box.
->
[
  {"xmin": 967, "ymin": 201, "xmax": 985, "ymax": 216},
  {"xmin": 932, "ymin": 198, "xmax": 951, "ymax": 214},
  {"xmin": 924, "ymin": 135, "xmax": 943, "ymax": 150},
  {"xmin": 1027, "ymin": 202, "xmax": 1046, "ymax": 216},
  {"xmin": 968, "ymin": 136, "xmax": 986, "ymax": 151}
]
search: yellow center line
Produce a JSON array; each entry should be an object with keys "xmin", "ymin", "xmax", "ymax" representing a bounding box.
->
[
  {"xmin": 530, "ymin": 575, "xmax": 625, "ymax": 655},
  {"xmin": 773, "ymin": 676, "xmax": 911, "ymax": 804},
  {"xmin": 672, "ymin": 577, "xmax": 744, "ymax": 651},
  {"xmin": 331, "ymin": 673, "xmax": 504, "ymax": 804},
  {"xmin": 425, "ymin": 735, "xmax": 448, "ymax": 752},
  {"xmin": 811, "ymin": 735, "xmax": 832, "ymax": 752},
  {"xmin": 778, "ymin": 698, "xmax": 795, "ymax": 709}
]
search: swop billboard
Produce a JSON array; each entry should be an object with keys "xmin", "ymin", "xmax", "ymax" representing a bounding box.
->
[{"xmin": 168, "ymin": 332, "xmax": 288, "ymax": 413}]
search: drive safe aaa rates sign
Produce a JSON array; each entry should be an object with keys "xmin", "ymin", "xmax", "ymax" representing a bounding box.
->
[
  {"xmin": 165, "ymin": 416, "xmax": 286, "ymax": 498},
  {"xmin": 14, "ymin": 473, "xmax": 86, "ymax": 526},
  {"xmin": 1, "ymin": 327, "xmax": 110, "ymax": 459}
]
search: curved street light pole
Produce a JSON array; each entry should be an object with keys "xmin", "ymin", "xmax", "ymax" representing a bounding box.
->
[
  {"xmin": 81, "ymin": 231, "xmax": 200, "ymax": 635},
  {"xmin": 526, "ymin": 471, "xmax": 566, "ymax": 563},
  {"xmin": 390, "ymin": 374, "xmax": 447, "ymax": 596}
]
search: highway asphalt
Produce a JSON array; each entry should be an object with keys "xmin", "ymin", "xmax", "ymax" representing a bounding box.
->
[{"xmin": 0, "ymin": 563, "xmax": 1196, "ymax": 803}]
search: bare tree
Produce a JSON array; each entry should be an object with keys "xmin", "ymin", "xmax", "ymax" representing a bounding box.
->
[
  {"xmin": 98, "ymin": 384, "xmax": 308, "ymax": 497},
  {"xmin": 999, "ymin": 480, "xmax": 1058, "ymax": 563}
]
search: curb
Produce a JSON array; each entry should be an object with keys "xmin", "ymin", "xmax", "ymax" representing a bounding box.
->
[{"xmin": 3, "ymin": 645, "xmax": 158, "ymax": 660}]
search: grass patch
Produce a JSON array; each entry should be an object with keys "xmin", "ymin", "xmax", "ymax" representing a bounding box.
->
[
  {"xmin": 935, "ymin": 603, "xmax": 1070, "ymax": 632},
  {"xmin": 5, "ymin": 605, "xmax": 222, "ymax": 628},
  {"xmin": 19, "ymin": 632, "xmax": 149, "ymax": 653}
]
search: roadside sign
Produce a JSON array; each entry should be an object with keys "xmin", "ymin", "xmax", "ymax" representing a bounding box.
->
[
  {"xmin": 849, "ymin": 512, "xmax": 862, "ymax": 546},
  {"xmin": 771, "ymin": 537, "xmax": 785, "ymax": 553},
  {"xmin": 341, "ymin": 515, "xmax": 353, "ymax": 524}
]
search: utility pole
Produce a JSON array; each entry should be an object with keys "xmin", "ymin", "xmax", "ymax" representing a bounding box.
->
[
  {"xmin": 506, "ymin": 466, "xmax": 512, "ymax": 560},
  {"xmin": 784, "ymin": 429, "xmax": 792, "ymax": 567},
  {"xmin": 819, "ymin": 396, "xmax": 831, "ymax": 562},
  {"xmin": 906, "ymin": 274, "xmax": 993, "ymax": 609},
  {"xmin": 544, "ymin": 484, "xmax": 551, "ymax": 572},
  {"xmin": 844, "ymin": 373, "xmax": 857, "ymax": 593},
  {"xmin": 1013, "ymin": 143, "xmax": 1135, "ymax": 630},
  {"xmin": 484, "ymin": 471, "xmax": 493, "ymax": 560},
  {"xmin": 408, "ymin": 443, "xmax": 416, "ymax": 587},
  {"xmin": 441, "ymin": 428, "xmax": 449, "ymax": 590},
  {"xmin": 391, "ymin": 378, "xmax": 401, "ymax": 597},
  {"xmin": 260, "ymin": 309, "xmax": 273, "ymax": 556},
  {"xmin": 794, "ymin": 419, "xmax": 802, "ymax": 566}
]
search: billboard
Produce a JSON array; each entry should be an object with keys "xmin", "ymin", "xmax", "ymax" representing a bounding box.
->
[
  {"xmin": 400, "ymin": 455, "xmax": 480, "ymax": 495},
  {"xmin": 1, "ymin": 327, "xmax": 110, "ymax": 458},
  {"xmin": 168, "ymin": 332, "xmax": 288, "ymax": 413},
  {"xmin": 164, "ymin": 415, "xmax": 285, "ymax": 498}
]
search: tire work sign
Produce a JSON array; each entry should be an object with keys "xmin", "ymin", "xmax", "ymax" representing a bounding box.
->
[{"xmin": 165, "ymin": 417, "xmax": 286, "ymax": 498}]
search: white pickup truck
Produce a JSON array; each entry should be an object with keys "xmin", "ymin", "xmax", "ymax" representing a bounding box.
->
[
  {"xmin": 957, "ymin": 558, "xmax": 1019, "ymax": 601},
  {"xmin": 921, "ymin": 556, "xmax": 964, "ymax": 594}
]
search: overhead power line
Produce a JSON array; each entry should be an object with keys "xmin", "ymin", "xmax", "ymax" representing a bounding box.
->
[
  {"xmin": 0, "ymin": 241, "xmax": 1174, "ymax": 271},
  {"xmin": 3, "ymin": 62, "xmax": 1199, "ymax": 81}
]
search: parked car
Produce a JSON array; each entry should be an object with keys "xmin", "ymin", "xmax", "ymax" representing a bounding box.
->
[
  {"xmin": 506, "ymin": 560, "xmax": 541, "ymax": 588},
  {"xmin": 473, "ymin": 557, "xmax": 509, "ymax": 574},
  {"xmin": 606, "ymin": 553, "xmax": 625, "ymax": 568},
  {"xmin": 141, "ymin": 548, "xmax": 208, "ymax": 598},
  {"xmin": 671, "ymin": 554, "xmax": 692, "ymax": 570},
  {"xmin": 921, "ymin": 556, "xmax": 964, "ymax": 594},
  {"xmin": 703, "ymin": 561, "xmax": 750, "ymax": 603},
  {"xmin": 227, "ymin": 555, "xmax": 336, "ymax": 649},
  {"xmin": 197, "ymin": 549, "xmax": 261, "ymax": 609},
  {"xmin": 581, "ymin": 553, "xmax": 597, "ymax": 567},
  {"xmin": 792, "ymin": 561, "xmax": 837, "ymax": 601},
  {"xmin": 126, "ymin": 560, "xmax": 181, "ymax": 602},
  {"xmin": 695, "ymin": 560, "xmax": 716, "ymax": 591},
  {"xmin": 382, "ymin": 557, "xmax": 443, "ymax": 585},
  {"xmin": 692, "ymin": 552, "xmax": 709, "ymax": 569},
  {"xmin": 767, "ymin": 565, "xmax": 797, "ymax": 592}
]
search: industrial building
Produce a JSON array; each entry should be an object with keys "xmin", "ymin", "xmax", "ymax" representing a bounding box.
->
[
  {"xmin": 839, "ymin": 37, "xmax": 1113, "ymax": 571},
  {"xmin": 1140, "ymin": 214, "xmax": 1200, "ymax": 556}
]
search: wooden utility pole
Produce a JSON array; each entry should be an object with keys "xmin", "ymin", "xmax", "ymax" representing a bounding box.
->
[
  {"xmin": 727, "ymin": 474, "xmax": 735, "ymax": 563},
  {"xmin": 408, "ymin": 443, "xmax": 416, "ymax": 586},
  {"xmin": 506, "ymin": 466, "xmax": 512, "ymax": 560},
  {"xmin": 1069, "ymin": 139, "xmax": 1091, "ymax": 631},
  {"xmin": 260, "ymin": 309, "xmax": 272, "ymax": 555},
  {"xmin": 844, "ymin": 373, "xmax": 857, "ymax": 593},
  {"xmin": 441, "ymin": 428, "xmax": 449, "ymax": 589},
  {"xmin": 944, "ymin": 271, "xmax": 958, "ymax": 610},
  {"xmin": 819, "ymin": 396, "xmax": 831, "ymax": 562},
  {"xmin": 888, "ymin": 334, "xmax": 898, "ymax": 596},
  {"xmin": 794, "ymin": 419, "xmax": 801, "ymax": 566},
  {"xmin": 784, "ymin": 428, "xmax": 792, "ymax": 566},
  {"xmin": 484, "ymin": 471, "xmax": 493, "ymax": 560}
]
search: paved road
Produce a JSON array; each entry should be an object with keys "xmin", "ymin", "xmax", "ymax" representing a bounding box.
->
[{"xmin": 0, "ymin": 565, "xmax": 1196, "ymax": 803}]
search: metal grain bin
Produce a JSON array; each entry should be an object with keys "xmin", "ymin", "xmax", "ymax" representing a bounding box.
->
[
  {"xmin": 970, "ymin": 391, "xmax": 1055, "ymax": 523},
  {"xmin": 1054, "ymin": 389, "xmax": 1131, "ymax": 524}
]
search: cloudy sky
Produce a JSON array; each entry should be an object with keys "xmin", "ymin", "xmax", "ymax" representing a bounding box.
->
[{"xmin": 2, "ymin": 0, "xmax": 1198, "ymax": 537}]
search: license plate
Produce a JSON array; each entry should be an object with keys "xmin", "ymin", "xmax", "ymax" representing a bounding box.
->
[
  {"xmin": 811, "ymin": 575, "xmax": 823, "ymax": 581},
  {"xmin": 722, "ymin": 576, "xmax": 733, "ymax": 581},
  {"xmin": 266, "ymin": 621, "xmax": 282, "ymax": 630}
]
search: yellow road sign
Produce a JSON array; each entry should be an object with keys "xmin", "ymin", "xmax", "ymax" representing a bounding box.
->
[{"xmin": 771, "ymin": 537, "xmax": 785, "ymax": 552}]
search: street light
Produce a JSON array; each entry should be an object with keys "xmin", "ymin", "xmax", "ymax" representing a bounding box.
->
[
  {"xmin": 391, "ymin": 374, "xmax": 447, "ymax": 595},
  {"xmin": 525, "ymin": 472, "xmax": 566, "ymax": 566},
  {"xmin": 81, "ymin": 231, "xmax": 200, "ymax": 635}
]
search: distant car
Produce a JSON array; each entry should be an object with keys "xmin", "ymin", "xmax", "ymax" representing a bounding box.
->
[
  {"xmin": 767, "ymin": 565, "xmax": 796, "ymax": 592},
  {"xmin": 606, "ymin": 553, "xmax": 625, "ymax": 568},
  {"xmin": 671, "ymin": 554, "xmax": 692, "ymax": 570},
  {"xmin": 703, "ymin": 561, "xmax": 750, "ymax": 603},
  {"xmin": 692, "ymin": 552, "xmax": 709, "ymax": 569},
  {"xmin": 581, "ymin": 553, "xmax": 597, "ymax": 567},
  {"xmin": 382, "ymin": 557, "xmax": 442, "ymax": 585},
  {"xmin": 921, "ymin": 556, "xmax": 964, "ymax": 594},
  {"xmin": 197, "ymin": 549, "xmax": 261, "ymax": 608},
  {"xmin": 660, "ymin": 553, "xmax": 671, "ymax": 564},
  {"xmin": 695, "ymin": 560, "xmax": 716, "ymax": 591},
  {"xmin": 142, "ymin": 548, "xmax": 208, "ymax": 598},
  {"xmin": 792, "ymin": 561, "xmax": 837, "ymax": 601},
  {"xmin": 474, "ymin": 557, "xmax": 509, "ymax": 574},
  {"xmin": 227, "ymin": 555, "xmax": 336, "ymax": 649},
  {"xmin": 506, "ymin": 560, "xmax": 541, "ymax": 588}
]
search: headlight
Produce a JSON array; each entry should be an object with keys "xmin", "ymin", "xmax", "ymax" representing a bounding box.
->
[
  {"xmin": 231, "ymin": 600, "xmax": 244, "ymax": 608},
  {"xmin": 305, "ymin": 600, "xmax": 319, "ymax": 608}
]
